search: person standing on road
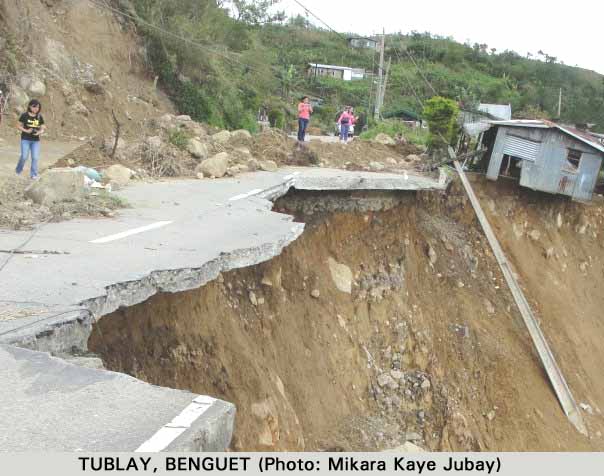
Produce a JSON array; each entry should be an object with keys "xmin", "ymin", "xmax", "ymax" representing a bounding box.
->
[
  {"xmin": 16, "ymin": 99, "xmax": 46, "ymax": 179},
  {"xmin": 297, "ymin": 96, "xmax": 313, "ymax": 145},
  {"xmin": 337, "ymin": 107, "xmax": 354, "ymax": 144}
]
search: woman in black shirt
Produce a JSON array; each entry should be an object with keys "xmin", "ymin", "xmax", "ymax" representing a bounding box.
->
[{"xmin": 16, "ymin": 99, "xmax": 46, "ymax": 179}]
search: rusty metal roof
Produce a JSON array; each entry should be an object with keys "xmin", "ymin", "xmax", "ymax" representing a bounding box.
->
[{"xmin": 489, "ymin": 120, "xmax": 604, "ymax": 154}]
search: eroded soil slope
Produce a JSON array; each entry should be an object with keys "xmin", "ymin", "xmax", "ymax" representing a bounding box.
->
[{"xmin": 89, "ymin": 179, "xmax": 604, "ymax": 451}]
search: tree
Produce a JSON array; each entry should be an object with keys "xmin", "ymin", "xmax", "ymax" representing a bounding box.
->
[
  {"xmin": 221, "ymin": 0, "xmax": 285, "ymax": 25},
  {"xmin": 422, "ymin": 96, "xmax": 460, "ymax": 150}
]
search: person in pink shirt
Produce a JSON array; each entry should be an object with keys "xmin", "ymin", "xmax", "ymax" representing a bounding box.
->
[
  {"xmin": 337, "ymin": 107, "xmax": 354, "ymax": 144},
  {"xmin": 297, "ymin": 96, "xmax": 313, "ymax": 144}
]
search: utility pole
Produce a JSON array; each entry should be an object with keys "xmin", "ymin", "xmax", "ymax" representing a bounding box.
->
[
  {"xmin": 558, "ymin": 87, "xmax": 562, "ymax": 118},
  {"xmin": 374, "ymin": 29, "xmax": 385, "ymax": 121},
  {"xmin": 378, "ymin": 57, "xmax": 392, "ymax": 114}
]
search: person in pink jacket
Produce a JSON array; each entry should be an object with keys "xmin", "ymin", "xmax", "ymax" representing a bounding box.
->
[
  {"xmin": 338, "ymin": 107, "xmax": 354, "ymax": 144},
  {"xmin": 297, "ymin": 96, "xmax": 313, "ymax": 144}
]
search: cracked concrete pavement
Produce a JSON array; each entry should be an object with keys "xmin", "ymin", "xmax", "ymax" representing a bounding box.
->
[{"xmin": 0, "ymin": 166, "xmax": 445, "ymax": 451}]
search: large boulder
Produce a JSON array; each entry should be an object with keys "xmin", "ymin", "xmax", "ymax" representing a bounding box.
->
[
  {"xmin": 197, "ymin": 152, "xmax": 229, "ymax": 178},
  {"xmin": 25, "ymin": 168, "xmax": 86, "ymax": 205},
  {"xmin": 211, "ymin": 130, "xmax": 232, "ymax": 144},
  {"xmin": 186, "ymin": 138, "xmax": 209, "ymax": 160},
  {"xmin": 230, "ymin": 129, "xmax": 252, "ymax": 143},
  {"xmin": 373, "ymin": 133, "xmax": 396, "ymax": 146},
  {"xmin": 259, "ymin": 160, "xmax": 278, "ymax": 172},
  {"xmin": 28, "ymin": 79, "xmax": 47, "ymax": 97},
  {"xmin": 157, "ymin": 114, "xmax": 176, "ymax": 130},
  {"xmin": 10, "ymin": 86, "xmax": 29, "ymax": 113},
  {"xmin": 103, "ymin": 164, "xmax": 134, "ymax": 187}
]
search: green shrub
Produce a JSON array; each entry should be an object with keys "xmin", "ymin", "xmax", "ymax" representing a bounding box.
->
[
  {"xmin": 359, "ymin": 120, "xmax": 429, "ymax": 146},
  {"xmin": 167, "ymin": 128, "xmax": 191, "ymax": 150},
  {"xmin": 422, "ymin": 96, "xmax": 460, "ymax": 148}
]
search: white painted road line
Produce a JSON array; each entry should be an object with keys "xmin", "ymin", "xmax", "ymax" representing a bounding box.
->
[
  {"xmin": 90, "ymin": 221, "xmax": 173, "ymax": 244},
  {"xmin": 135, "ymin": 396, "xmax": 216, "ymax": 452},
  {"xmin": 229, "ymin": 188, "xmax": 263, "ymax": 201}
]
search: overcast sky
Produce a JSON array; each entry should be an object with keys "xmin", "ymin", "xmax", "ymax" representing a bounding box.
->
[{"xmin": 277, "ymin": 0, "xmax": 604, "ymax": 75}]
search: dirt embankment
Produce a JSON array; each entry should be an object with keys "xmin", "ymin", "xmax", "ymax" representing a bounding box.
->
[
  {"xmin": 88, "ymin": 178, "xmax": 604, "ymax": 452},
  {"xmin": 0, "ymin": 0, "xmax": 173, "ymax": 141}
]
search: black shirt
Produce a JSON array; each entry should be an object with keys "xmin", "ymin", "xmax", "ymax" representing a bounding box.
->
[{"xmin": 19, "ymin": 112, "xmax": 45, "ymax": 141}]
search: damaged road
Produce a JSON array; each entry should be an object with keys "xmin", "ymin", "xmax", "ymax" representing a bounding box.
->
[{"xmin": 0, "ymin": 167, "xmax": 445, "ymax": 451}]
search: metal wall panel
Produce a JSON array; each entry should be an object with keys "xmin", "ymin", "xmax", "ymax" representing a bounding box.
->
[
  {"xmin": 573, "ymin": 154, "xmax": 602, "ymax": 201},
  {"xmin": 502, "ymin": 135, "xmax": 541, "ymax": 161}
]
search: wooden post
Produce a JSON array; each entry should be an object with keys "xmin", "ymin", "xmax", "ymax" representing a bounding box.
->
[{"xmin": 110, "ymin": 110, "xmax": 122, "ymax": 159}]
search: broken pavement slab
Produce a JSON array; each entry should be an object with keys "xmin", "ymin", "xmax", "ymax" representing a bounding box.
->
[{"xmin": 0, "ymin": 344, "xmax": 235, "ymax": 451}]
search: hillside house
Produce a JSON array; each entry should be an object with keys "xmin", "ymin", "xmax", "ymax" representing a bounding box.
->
[
  {"xmin": 480, "ymin": 120, "xmax": 604, "ymax": 201},
  {"xmin": 307, "ymin": 64, "xmax": 365, "ymax": 81}
]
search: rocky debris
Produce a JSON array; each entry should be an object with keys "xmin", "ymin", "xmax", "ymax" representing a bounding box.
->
[
  {"xmin": 385, "ymin": 442, "xmax": 426, "ymax": 452},
  {"xmin": 176, "ymin": 115, "xmax": 192, "ymax": 122},
  {"xmin": 556, "ymin": 212, "xmax": 563, "ymax": 229},
  {"xmin": 373, "ymin": 133, "xmax": 396, "ymax": 146},
  {"xmin": 486, "ymin": 410, "xmax": 496, "ymax": 421},
  {"xmin": 328, "ymin": 257, "xmax": 353, "ymax": 294},
  {"xmin": 484, "ymin": 299, "xmax": 495, "ymax": 316},
  {"xmin": 28, "ymin": 79, "xmax": 47, "ymax": 97},
  {"xmin": 259, "ymin": 160, "xmax": 278, "ymax": 172},
  {"xmin": 385, "ymin": 158, "xmax": 398, "ymax": 166},
  {"xmin": 249, "ymin": 291, "xmax": 258, "ymax": 306},
  {"xmin": 369, "ymin": 161, "xmax": 386, "ymax": 172},
  {"xmin": 406, "ymin": 154, "xmax": 422, "ymax": 162},
  {"xmin": 377, "ymin": 373, "xmax": 398, "ymax": 390},
  {"xmin": 310, "ymin": 289, "xmax": 321, "ymax": 299},
  {"xmin": 197, "ymin": 152, "xmax": 229, "ymax": 178},
  {"xmin": 528, "ymin": 229, "xmax": 541, "ymax": 241},
  {"xmin": 247, "ymin": 158, "xmax": 260, "ymax": 171},
  {"xmin": 357, "ymin": 262, "xmax": 405, "ymax": 302},
  {"xmin": 427, "ymin": 244, "xmax": 438, "ymax": 265},
  {"xmin": 405, "ymin": 432, "xmax": 422, "ymax": 442},
  {"xmin": 10, "ymin": 86, "xmax": 30, "ymax": 112},
  {"xmin": 25, "ymin": 169, "xmax": 86, "ymax": 205},
  {"xmin": 70, "ymin": 100, "xmax": 89, "ymax": 116},
  {"xmin": 212, "ymin": 130, "xmax": 232, "ymax": 144},
  {"xmin": 84, "ymin": 81, "xmax": 105, "ymax": 95},
  {"xmin": 145, "ymin": 136, "xmax": 163, "ymax": 152},
  {"xmin": 544, "ymin": 247, "xmax": 555, "ymax": 260},
  {"xmin": 157, "ymin": 113, "xmax": 176, "ymax": 130},
  {"xmin": 103, "ymin": 164, "xmax": 133, "ymax": 188},
  {"xmin": 187, "ymin": 139, "xmax": 209, "ymax": 160},
  {"xmin": 230, "ymin": 129, "xmax": 253, "ymax": 143},
  {"xmin": 390, "ymin": 370, "xmax": 403, "ymax": 380}
]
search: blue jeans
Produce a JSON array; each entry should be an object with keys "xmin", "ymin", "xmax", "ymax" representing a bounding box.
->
[
  {"xmin": 340, "ymin": 123, "xmax": 350, "ymax": 142},
  {"xmin": 16, "ymin": 140, "xmax": 41, "ymax": 178},
  {"xmin": 298, "ymin": 118, "xmax": 309, "ymax": 142}
]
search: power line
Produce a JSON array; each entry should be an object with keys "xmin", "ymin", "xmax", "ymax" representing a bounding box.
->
[
  {"xmin": 291, "ymin": 0, "xmax": 347, "ymax": 40},
  {"xmin": 87, "ymin": 0, "xmax": 317, "ymax": 97},
  {"xmin": 86, "ymin": 0, "xmax": 272, "ymax": 75}
]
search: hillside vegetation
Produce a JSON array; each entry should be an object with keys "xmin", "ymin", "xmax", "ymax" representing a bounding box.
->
[{"xmin": 116, "ymin": 1, "xmax": 604, "ymax": 132}]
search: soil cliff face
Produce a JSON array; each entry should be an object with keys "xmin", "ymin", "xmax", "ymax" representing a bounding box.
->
[
  {"xmin": 89, "ymin": 180, "xmax": 604, "ymax": 452},
  {"xmin": 0, "ymin": 0, "xmax": 173, "ymax": 139}
]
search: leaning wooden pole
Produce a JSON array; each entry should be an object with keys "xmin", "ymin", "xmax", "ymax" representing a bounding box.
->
[{"xmin": 452, "ymin": 157, "xmax": 587, "ymax": 436}]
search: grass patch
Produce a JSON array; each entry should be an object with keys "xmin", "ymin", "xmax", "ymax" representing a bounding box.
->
[{"xmin": 167, "ymin": 128, "xmax": 192, "ymax": 150}]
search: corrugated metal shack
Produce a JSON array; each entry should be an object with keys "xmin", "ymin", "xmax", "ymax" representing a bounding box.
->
[{"xmin": 480, "ymin": 120, "xmax": 604, "ymax": 201}]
